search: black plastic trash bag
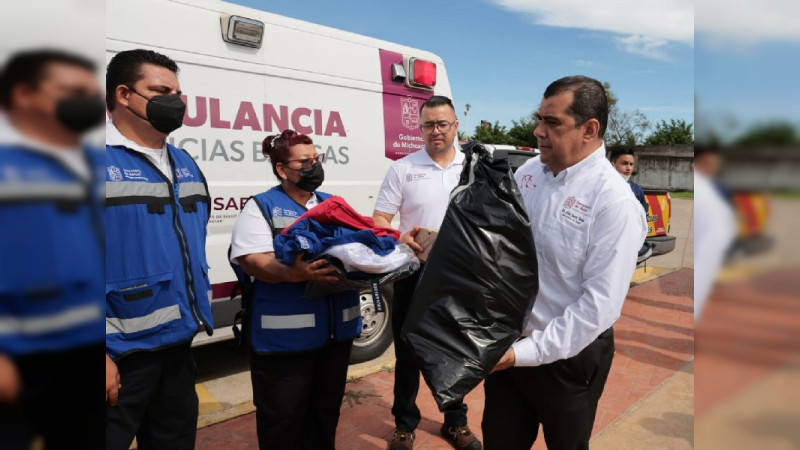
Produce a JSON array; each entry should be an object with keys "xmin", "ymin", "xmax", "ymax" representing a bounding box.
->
[{"xmin": 401, "ymin": 142, "xmax": 539, "ymax": 411}]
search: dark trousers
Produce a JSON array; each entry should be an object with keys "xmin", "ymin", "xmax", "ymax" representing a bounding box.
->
[
  {"xmin": 250, "ymin": 339, "xmax": 353, "ymax": 450},
  {"xmin": 0, "ymin": 344, "xmax": 104, "ymax": 450},
  {"xmin": 482, "ymin": 328, "xmax": 615, "ymax": 450},
  {"xmin": 105, "ymin": 342, "xmax": 198, "ymax": 450},
  {"xmin": 391, "ymin": 271, "xmax": 468, "ymax": 432}
]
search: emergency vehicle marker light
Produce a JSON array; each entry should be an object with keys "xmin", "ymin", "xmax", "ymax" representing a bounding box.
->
[
  {"xmin": 221, "ymin": 15, "xmax": 264, "ymax": 48},
  {"xmin": 408, "ymin": 58, "xmax": 437, "ymax": 88},
  {"xmin": 391, "ymin": 63, "xmax": 407, "ymax": 82}
]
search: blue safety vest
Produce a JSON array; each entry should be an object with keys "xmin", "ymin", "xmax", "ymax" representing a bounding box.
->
[
  {"xmin": 0, "ymin": 144, "xmax": 105, "ymax": 357},
  {"xmin": 105, "ymin": 143, "xmax": 213, "ymax": 360},
  {"xmin": 246, "ymin": 186, "xmax": 361, "ymax": 354}
]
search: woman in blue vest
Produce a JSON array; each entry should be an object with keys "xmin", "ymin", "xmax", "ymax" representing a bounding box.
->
[{"xmin": 229, "ymin": 129, "xmax": 362, "ymax": 450}]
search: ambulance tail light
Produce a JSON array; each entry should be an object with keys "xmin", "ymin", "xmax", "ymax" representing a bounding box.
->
[{"xmin": 408, "ymin": 58, "xmax": 437, "ymax": 90}]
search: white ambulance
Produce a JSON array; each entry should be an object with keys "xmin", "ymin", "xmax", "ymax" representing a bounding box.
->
[{"xmin": 106, "ymin": 0, "xmax": 454, "ymax": 362}]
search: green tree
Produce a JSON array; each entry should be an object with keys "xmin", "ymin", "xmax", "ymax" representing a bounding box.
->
[
  {"xmin": 734, "ymin": 122, "xmax": 799, "ymax": 146},
  {"xmin": 603, "ymin": 81, "xmax": 650, "ymax": 146},
  {"xmin": 644, "ymin": 119, "xmax": 695, "ymax": 145},
  {"xmin": 507, "ymin": 111, "xmax": 539, "ymax": 148},
  {"xmin": 472, "ymin": 120, "xmax": 511, "ymax": 144}
]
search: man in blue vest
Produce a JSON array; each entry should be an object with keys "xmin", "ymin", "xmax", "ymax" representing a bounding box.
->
[
  {"xmin": 0, "ymin": 49, "xmax": 106, "ymax": 449},
  {"xmin": 104, "ymin": 49, "xmax": 213, "ymax": 450}
]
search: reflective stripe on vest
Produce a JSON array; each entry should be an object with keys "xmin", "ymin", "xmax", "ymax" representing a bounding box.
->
[
  {"xmin": 0, "ymin": 303, "xmax": 102, "ymax": 335},
  {"xmin": 105, "ymin": 305, "xmax": 181, "ymax": 334},
  {"xmin": 261, "ymin": 313, "xmax": 316, "ymax": 330},
  {"xmin": 0, "ymin": 182, "xmax": 86, "ymax": 201},
  {"xmin": 106, "ymin": 181, "xmax": 170, "ymax": 199},
  {"xmin": 178, "ymin": 182, "xmax": 207, "ymax": 198},
  {"xmin": 271, "ymin": 216, "xmax": 297, "ymax": 230},
  {"xmin": 342, "ymin": 304, "xmax": 360, "ymax": 323}
]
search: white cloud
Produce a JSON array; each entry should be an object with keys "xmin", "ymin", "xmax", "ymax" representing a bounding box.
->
[
  {"xmin": 615, "ymin": 35, "xmax": 670, "ymax": 60},
  {"xmin": 489, "ymin": 0, "xmax": 693, "ymax": 59},
  {"xmin": 696, "ymin": 0, "xmax": 800, "ymax": 46}
]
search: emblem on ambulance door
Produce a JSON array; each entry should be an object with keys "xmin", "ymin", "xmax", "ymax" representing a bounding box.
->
[{"xmin": 401, "ymin": 97, "xmax": 420, "ymax": 131}]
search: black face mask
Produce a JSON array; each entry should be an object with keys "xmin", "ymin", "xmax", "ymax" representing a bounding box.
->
[
  {"xmin": 55, "ymin": 95, "xmax": 106, "ymax": 132},
  {"xmin": 127, "ymin": 88, "xmax": 186, "ymax": 134},
  {"xmin": 294, "ymin": 163, "xmax": 325, "ymax": 192}
]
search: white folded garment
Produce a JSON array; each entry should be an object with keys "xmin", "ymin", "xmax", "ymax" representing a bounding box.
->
[{"xmin": 323, "ymin": 243, "xmax": 417, "ymax": 273}]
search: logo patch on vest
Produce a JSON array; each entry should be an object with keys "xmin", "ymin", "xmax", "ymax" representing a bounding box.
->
[
  {"xmin": 107, "ymin": 165, "xmax": 123, "ymax": 181},
  {"xmin": 297, "ymin": 236, "xmax": 311, "ymax": 250},
  {"xmin": 175, "ymin": 167, "xmax": 194, "ymax": 179}
]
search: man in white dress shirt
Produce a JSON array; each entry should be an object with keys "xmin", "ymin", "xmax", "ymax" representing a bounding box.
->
[{"xmin": 483, "ymin": 76, "xmax": 647, "ymax": 450}]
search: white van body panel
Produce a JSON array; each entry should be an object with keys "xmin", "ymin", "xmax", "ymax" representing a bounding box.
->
[{"xmin": 107, "ymin": 0, "xmax": 453, "ymax": 343}]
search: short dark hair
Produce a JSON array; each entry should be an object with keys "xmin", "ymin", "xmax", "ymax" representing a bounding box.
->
[
  {"xmin": 609, "ymin": 147, "xmax": 635, "ymax": 163},
  {"xmin": 694, "ymin": 146, "xmax": 721, "ymax": 158},
  {"xmin": 419, "ymin": 95, "xmax": 455, "ymax": 116},
  {"xmin": 262, "ymin": 129, "xmax": 314, "ymax": 179},
  {"xmin": 0, "ymin": 49, "xmax": 96, "ymax": 109},
  {"xmin": 543, "ymin": 75, "xmax": 608, "ymax": 137},
  {"xmin": 105, "ymin": 49, "xmax": 179, "ymax": 112}
]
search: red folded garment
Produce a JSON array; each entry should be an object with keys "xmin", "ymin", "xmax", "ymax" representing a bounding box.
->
[{"xmin": 282, "ymin": 195, "xmax": 401, "ymax": 240}]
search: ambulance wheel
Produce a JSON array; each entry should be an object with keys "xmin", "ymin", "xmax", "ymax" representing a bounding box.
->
[{"xmin": 350, "ymin": 285, "xmax": 393, "ymax": 364}]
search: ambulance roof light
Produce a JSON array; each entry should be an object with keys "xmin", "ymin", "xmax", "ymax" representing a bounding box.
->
[
  {"xmin": 220, "ymin": 15, "xmax": 264, "ymax": 48},
  {"xmin": 407, "ymin": 58, "xmax": 436, "ymax": 90}
]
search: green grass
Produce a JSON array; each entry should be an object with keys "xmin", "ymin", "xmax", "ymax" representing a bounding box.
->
[
  {"xmin": 670, "ymin": 191, "xmax": 694, "ymax": 199},
  {"xmin": 768, "ymin": 190, "xmax": 800, "ymax": 199}
]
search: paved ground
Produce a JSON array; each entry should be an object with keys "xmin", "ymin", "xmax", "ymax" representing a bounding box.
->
[
  {"xmin": 163, "ymin": 198, "xmax": 699, "ymax": 450},
  {"xmin": 194, "ymin": 268, "xmax": 695, "ymax": 449},
  {"xmin": 694, "ymin": 196, "xmax": 800, "ymax": 449}
]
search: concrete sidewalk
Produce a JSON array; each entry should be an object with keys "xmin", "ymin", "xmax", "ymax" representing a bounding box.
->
[{"xmin": 195, "ymin": 268, "xmax": 695, "ymax": 449}]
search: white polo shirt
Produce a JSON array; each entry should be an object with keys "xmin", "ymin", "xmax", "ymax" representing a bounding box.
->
[
  {"xmin": 374, "ymin": 146, "xmax": 465, "ymax": 233},
  {"xmin": 511, "ymin": 144, "xmax": 647, "ymax": 367},
  {"xmin": 0, "ymin": 115, "xmax": 90, "ymax": 181},
  {"xmin": 106, "ymin": 121, "xmax": 173, "ymax": 182}
]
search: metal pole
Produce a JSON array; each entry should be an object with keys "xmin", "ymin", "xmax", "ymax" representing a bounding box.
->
[{"xmin": 464, "ymin": 103, "xmax": 471, "ymax": 140}]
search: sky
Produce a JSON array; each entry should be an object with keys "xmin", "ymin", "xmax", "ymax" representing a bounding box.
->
[
  {"xmin": 229, "ymin": 0, "xmax": 695, "ymax": 135},
  {"xmin": 694, "ymin": 0, "xmax": 800, "ymax": 142}
]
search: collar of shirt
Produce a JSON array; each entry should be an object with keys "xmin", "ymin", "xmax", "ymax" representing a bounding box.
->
[
  {"xmin": 106, "ymin": 120, "xmax": 173, "ymax": 181},
  {"xmin": 542, "ymin": 143, "xmax": 606, "ymax": 184},
  {"xmin": 0, "ymin": 115, "xmax": 91, "ymax": 181},
  {"xmin": 415, "ymin": 144, "xmax": 465, "ymax": 169},
  {"xmin": 106, "ymin": 120, "xmax": 167, "ymax": 155}
]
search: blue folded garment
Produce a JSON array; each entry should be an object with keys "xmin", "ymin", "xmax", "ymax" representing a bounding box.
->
[{"xmin": 274, "ymin": 218, "xmax": 397, "ymax": 265}]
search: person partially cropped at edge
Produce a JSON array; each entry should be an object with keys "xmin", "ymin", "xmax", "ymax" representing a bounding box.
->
[
  {"xmin": 484, "ymin": 76, "xmax": 647, "ymax": 450},
  {"xmin": 229, "ymin": 129, "xmax": 361, "ymax": 450},
  {"xmin": 105, "ymin": 49, "xmax": 213, "ymax": 450},
  {"xmin": 0, "ymin": 49, "xmax": 106, "ymax": 450}
]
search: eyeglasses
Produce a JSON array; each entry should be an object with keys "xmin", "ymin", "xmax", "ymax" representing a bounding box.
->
[
  {"xmin": 420, "ymin": 120, "xmax": 456, "ymax": 134},
  {"xmin": 282, "ymin": 154, "xmax": 324, "ymax": 169}
]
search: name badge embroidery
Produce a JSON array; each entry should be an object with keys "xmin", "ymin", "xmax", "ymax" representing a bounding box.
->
[
  {"xmin": 405, "ymin": 172, "xmax": 431, "ymax": 182},
  {"xmin": 560, "ymin": 195, "xmax": 591, "ymax": 226}
]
